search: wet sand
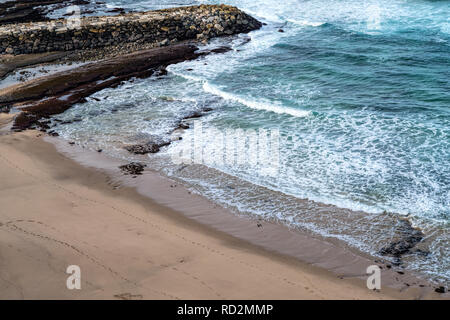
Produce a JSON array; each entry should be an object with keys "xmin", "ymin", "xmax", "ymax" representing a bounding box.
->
[{"xmin": 0, "ymin": 125, "xmax": 446, "ymax": 299}]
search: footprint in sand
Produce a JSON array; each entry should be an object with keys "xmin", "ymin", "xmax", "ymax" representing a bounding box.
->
[{"xmin": 114, "ymin": 293, "xmax": 143, "ymax": 300}]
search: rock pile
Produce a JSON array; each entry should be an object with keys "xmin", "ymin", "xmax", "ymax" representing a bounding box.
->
[{"xmin": 0, "ymin": 4, "xmax": 262, "ymax": 55}]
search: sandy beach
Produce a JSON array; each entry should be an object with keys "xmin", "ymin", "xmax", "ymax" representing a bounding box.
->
[
  {"xmin": 0, "ymin": 127, "xmax": 444, "ymax": 300},
  {"xmin": 0, "ymin": 1, "xmax": 448, "ymax": 301}
]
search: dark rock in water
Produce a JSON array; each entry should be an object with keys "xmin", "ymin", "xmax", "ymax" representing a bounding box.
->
[
  {"xmin": 11, "ymin": 112, "xmax": 39, "ymax": 131},
  {"xmin": 176, "ymin": 123, "xmax": 190, "ymax": 130},
  {"xmin": 0, "ymin": 0, "xmax": 52, "ymax": 25},
  {"xmin": 237, "ymin": 37, "xmax": 252, "ymax": 47},
  {"xmin": 36, "ymin": 120, "xmax": 50, "ymax": 130},
  {"xmin": 435, "ymin": 286, "xmax": 446, "ymax": 294},
  {"xmin": 210, "ymin": 46, "xmax": 233, "ymax": 54},
  {"xmin": 154, "ymin": 66, "xmax": 168, "ymax": 77},
  {"xmin": 202, "ymin": 107, "xmax": 213, "ymax": 112},
  {"xmin": 126, "ymin": 144, "xmax": 159, "ymax": 154},
  {"xmin": 108, "ymin": 7, "xmax": 125, "ymax": 14},
  {"xmin": 0, "ymin": 0, "xmax": 91, "ymax": 25},
  {"xmin": 183, "ymin": 111, "xmax": 203, "ymax": 120},
  {"xmin": 379, "ymin": 219, "xmax": 424, "ymax": 258},
  {"xmin": 47, "ymin": 130, "xmax": 59, "ymax": 136},
  {"xmin": 125, "ymin": 141, "xmax": 171, "ymax": 155},
  {"xmin": 119, "ymin": 162, "xmax": 146, "ymax": 175},
  {"xmin": 278, "ymin": 29, "xmax": 285, "ymax": 33},
  {"xmin": 412, "ymin": 248, "xmax": 431, "ymax": 257},
  {"xmin": 197, "ymin": 46, "xmax": 233, "ymax": 57},
  {"xmin": 0, "ymin": 106, "xmax": 10, "ymax": 113},
  {"xmin": 392, "ymin": 260, "xmax": 402, "ymax": 267}
]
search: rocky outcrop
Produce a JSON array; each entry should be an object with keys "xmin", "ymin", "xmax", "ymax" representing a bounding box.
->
[
  {"xmin": 0, "ymin": 51, "xmax": 68, "ymax": 80},
  {"xmin": 6, "ymin": 43, "xmax": 200, "ymax": 131},
  {"xmin": 125, "ymin": 141, "xmax": 171, "ymax": 155},
  {"xmin": 378, "ymin": 218, "xmax": 426, "ymax": 266},
  {"xmin": 0, "ymin": 4, "xmax": 262, "ymax": 55},
  {"xmin": 0, "ymin": 0, "xmax": 88, "ymax": 25},
  {"xmin": 119, "ymin": 162, "xmax": 146, "ymax": 176}
]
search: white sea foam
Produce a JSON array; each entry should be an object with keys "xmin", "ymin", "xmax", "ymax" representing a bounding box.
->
[
  {"xmin": 286, "ymin": 19, "xmax": 325, "ymax": 27},
  {"xmin": 203, "ymin": 82, "xmax": 310, "ymax": 118},
  {"xmin": 49, "ymin": 0, "xmax": 450, "ymax": 284}
]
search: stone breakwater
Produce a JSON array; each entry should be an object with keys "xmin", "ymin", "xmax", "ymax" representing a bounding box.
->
[{"xmin": 0, "ymin": 5, "xmax": 262, "ymax": 55}]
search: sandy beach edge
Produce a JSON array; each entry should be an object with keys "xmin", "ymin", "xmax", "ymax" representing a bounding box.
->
[{"xmin": 0, "ymin": 125, "xmax": 447, "ymax": 299}]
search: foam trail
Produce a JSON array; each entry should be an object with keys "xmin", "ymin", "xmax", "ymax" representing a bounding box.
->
[
  {"xmin": 203, "ymin": 82, "xmax": 310, "ymax": 118},
  {"xmin": 286, "ymin": 19, "xmax": 325, "ymax": 27}
]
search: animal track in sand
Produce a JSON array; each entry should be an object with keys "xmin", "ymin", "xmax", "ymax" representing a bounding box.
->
[
  {"xmin": 0, "ymin": 219, "xmax": 178, "ymax": 299},
  {"xmin": 22, "ymin": 220, "xmax": 223, "ymax": 298},
  {"xmin": 114, "ymin": 293, "xmax": 143, "ymax": 300},
  {"xmin": 0, "ymin": 150, "xmax": 329, "ymax": 299}
]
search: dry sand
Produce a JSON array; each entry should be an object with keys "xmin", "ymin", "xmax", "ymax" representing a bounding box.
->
[{"xmin": 0, "ymin": 128, "xmax": 443, "ymax": 299}]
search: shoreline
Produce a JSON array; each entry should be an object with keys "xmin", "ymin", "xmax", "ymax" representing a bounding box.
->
[
  {"xmin": 46, "ymin": 132, "xmax": 448, "ymax": 296},
  {"xmin": 0, "ymin": 4, "xmax": 447, "ymax": 300},
  {"xmin": 0, "ymin": 125, "xmax": 445, "ymax": 299}
]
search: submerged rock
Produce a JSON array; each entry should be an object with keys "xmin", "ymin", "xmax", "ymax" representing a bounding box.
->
[
  {"xmin": 175, "ymin": 122, "xmax": 190, "ymax": 130},
  {"xmin": 379, "ymin": 218, "xmax": 425, "ymax": 258},
  {"xmin": 210, "ymin": 46, "xmax": 233, "ymax": 54},
  {"xmin": 182, "ymin": 111, "xmax": 203, "ymax": 120},
  {"xmin": 125, "ymin": 141, "xmax": 171, "ymax": 155}
]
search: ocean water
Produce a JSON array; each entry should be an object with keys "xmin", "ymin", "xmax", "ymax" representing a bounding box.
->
[{"xmin": 51, "ymin": 0, "xmax": 450, "ymax": 284}]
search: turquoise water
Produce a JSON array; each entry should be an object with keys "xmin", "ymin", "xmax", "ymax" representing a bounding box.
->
[{"xmin": 52, "ymin": 0, "xmax": 449, "ymax": 283}]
